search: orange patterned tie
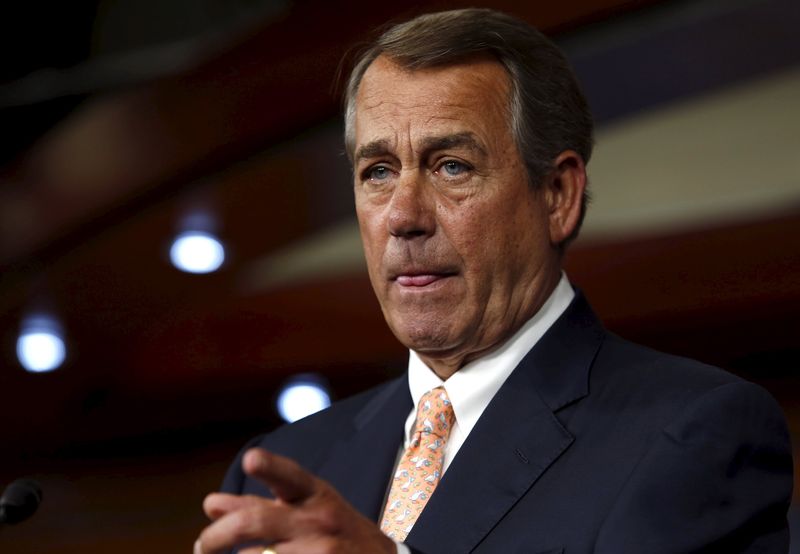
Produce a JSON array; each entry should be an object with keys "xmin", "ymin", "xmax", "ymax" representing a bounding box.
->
[{"xmin": 381, "ymin": 387, "xmax": 456, "ymax": 541}]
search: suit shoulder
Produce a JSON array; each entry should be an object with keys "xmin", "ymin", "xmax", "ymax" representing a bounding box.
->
[
  {"xmin": 593, "ymin": 338, "xmax": 792, "ymax": 552},
  {"xmin": 597, "ymin": 332, "xmax": 742, "ymax": 389},
  {"xmin": 589, "ymin": 333, "xmax": 783, "ymax": 425}
]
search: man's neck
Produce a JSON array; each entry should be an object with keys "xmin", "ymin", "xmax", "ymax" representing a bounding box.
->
[
  {"xmin": 413, "ymin": 272, "xmax": 574, "ymax": 381},
  {"xmin": 418, "ymin": 270, "xmax": 566, "ymax": 379}
]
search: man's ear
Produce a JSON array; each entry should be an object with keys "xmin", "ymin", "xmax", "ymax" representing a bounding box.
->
[{"xmin": 544, "ymin": 150, "xmax": 587, "ymax": 246}]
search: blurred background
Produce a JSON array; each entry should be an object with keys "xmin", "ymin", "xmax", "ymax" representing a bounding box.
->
[{"xmin": 0, "ymin": 0, "xmax": 798, "ymax": 551}]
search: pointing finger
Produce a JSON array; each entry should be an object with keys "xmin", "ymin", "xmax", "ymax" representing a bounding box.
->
[{"xmin": 243, "ymin": 448, "xmax": 317, "ymax": 502}]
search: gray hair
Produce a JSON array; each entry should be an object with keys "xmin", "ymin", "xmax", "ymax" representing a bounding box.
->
[{"xmin": 342, "ymin": 8, "xmax": 594, "ymax": 243}]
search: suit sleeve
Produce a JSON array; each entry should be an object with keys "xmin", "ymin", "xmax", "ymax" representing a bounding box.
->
[{"xmin": 595, "ymin": 381, "xmax": 793, "ymax": 553}]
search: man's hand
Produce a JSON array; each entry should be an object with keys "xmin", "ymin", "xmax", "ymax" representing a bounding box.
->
[{"xmin": 195, "ymin": 448, "xmax": 398, "ymax": 554}]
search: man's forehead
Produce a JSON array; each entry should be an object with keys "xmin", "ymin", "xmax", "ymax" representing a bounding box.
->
[
  {"xmin": 356, "ymin": 55, "xmax": 510, "ymax": 112},
  {"xmin": 353, "ymin": 56, "xmax": 512, "ymax": 154}
]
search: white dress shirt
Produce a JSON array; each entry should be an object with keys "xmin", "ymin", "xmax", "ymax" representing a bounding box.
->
[{"xmin": 394, "ymin": 274, "xmax": 575, "ymax": 552}]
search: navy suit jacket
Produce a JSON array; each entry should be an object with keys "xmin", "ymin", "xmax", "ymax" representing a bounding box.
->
[{"xmin": 221, "ymin": 293, "xmax": 793, "ymax": 553}]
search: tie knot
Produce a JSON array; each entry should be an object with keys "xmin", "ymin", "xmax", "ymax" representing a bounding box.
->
[{"xmin": 414, "ymin": 387, "xmax": 455, "ymax": 439}]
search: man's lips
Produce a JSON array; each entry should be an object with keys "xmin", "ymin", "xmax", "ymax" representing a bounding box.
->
[{"xmin": 393, "ymin": 272, "xmax": 457, "ymax": 287}]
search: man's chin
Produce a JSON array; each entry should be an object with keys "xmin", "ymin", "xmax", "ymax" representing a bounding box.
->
[
  {"xmin": 389, "ymin": 320, "xmax": 464, "ymax": 359},
  {"xmin": 390, "ymin": 321, "xmax": 448, "ymax": 348}
]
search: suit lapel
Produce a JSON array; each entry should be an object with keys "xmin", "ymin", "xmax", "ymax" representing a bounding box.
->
[
  {"xmin": 316, "ymin": 376, "xmax": 412, "ymax": 521},
  {"xmin": 406, "ymin": 293, "xmax": 605, "ymax": 553}
]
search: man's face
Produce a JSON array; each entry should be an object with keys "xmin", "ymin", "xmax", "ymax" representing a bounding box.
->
[{"xmin": 352, "ymin": 55, "xmax": 562, "ymax": 377}]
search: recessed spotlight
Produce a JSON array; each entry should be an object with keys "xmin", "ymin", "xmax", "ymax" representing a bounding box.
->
[
  {"xmin": 169, "ymin": 231, "xmax": 225, "ymax": 274},
  {"xmin": 17, "ymin": 316, "xmax": 66, "ymax": 373},
  {"xmin": 276, "ymin": 376, "xmax": 332, "ymax": 423}
]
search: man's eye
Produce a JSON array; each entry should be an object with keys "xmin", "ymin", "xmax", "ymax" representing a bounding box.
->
[
  {"xmin": 368, "ymin": 165, "xmax": 391, "ymax": 181},
  {"xmin": 441, "ymin": 160, "xmax": 469, "ymax": 176}
]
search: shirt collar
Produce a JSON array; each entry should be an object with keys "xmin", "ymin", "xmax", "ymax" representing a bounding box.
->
[{"xmin": 406, "ymin": 273, "xmax": 575, "ymax": 442}]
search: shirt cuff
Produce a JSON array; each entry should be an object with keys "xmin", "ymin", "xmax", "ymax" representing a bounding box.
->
[{"xmin": 396, "ymin": 541, "xmax": 412, "ymax": 554}]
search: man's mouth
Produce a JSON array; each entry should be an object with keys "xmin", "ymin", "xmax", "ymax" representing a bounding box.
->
[{"xmin": 393, "ymin": 271, "xmax": 457, "ymax": 287}]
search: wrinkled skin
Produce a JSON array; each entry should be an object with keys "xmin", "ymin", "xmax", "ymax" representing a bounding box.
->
[{"xmin": 353, "ymin": 55, "xmax": 585, "ymax": 378}]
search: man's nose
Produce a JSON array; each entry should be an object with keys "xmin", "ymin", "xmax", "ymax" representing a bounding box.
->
[{"xmin": 387, "ymin": 172, "xmax": 436, "ymax": 239}]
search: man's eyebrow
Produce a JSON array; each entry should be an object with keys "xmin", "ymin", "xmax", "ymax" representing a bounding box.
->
[
  {"xmin": 354, "ymin": 140, "xmax": 390, "ymax": 163},
  {"xmin": 419, "ymin": 132, "xmax": 487, "ymax": 156},
  {"xmin": 354, "ymin": 133, "xmax": 487, "ymax": 163}
]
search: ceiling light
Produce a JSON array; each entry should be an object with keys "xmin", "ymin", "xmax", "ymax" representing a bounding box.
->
[
  {"xmin": 17, "ymin": 316, "xmax": 66, "ymax": 373},
  {"xmin": 169, "ymin": 231, "xmax": 225, "ymax": 274},
  {"xmin": 276, "ymin": 376, "xmax": 332, "ymax": 423}
]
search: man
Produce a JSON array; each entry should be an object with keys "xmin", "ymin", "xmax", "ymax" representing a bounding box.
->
[{"xmin": 196, "ymin": 9, "xmax": 792, "ymax": 553}]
